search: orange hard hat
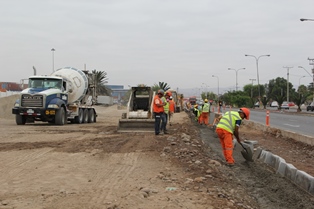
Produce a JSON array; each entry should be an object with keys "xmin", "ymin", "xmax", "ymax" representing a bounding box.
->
[
  {"xmin": 166, "ymin": 91, "xmax": 172, "ymax": 96},
  {"xmin": 239, "ymin": 107, "xmax": 250, "ymax": 120}
]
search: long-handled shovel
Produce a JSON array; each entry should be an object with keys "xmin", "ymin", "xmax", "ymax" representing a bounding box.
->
[{"xmin": 239, "ymin": 142, "xmax": 254, "ymax": 162}]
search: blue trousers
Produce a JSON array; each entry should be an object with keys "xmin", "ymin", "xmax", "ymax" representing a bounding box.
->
[
  {"xmin": 154, "ymin": 112, "xmax": 162, "ymax": 135},
  {"xmin": 161, "ymin": 113, "xmax": 167, "ymax": 132}
]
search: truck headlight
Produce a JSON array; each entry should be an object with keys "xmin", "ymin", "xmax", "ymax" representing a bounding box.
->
[
  {"xmin": 48, "ymin": 104, "xmax": 59, "ymax": 108},
  {"xmin": 14, "ymin": 103, "xmax": 20, "ymax": 107}
]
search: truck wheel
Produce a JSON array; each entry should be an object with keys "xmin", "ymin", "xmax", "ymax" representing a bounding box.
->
[
  {"xmin": 83, "ymin": 109, "xmax": 89, "ymax": 123},
  {"xmin": 55, "ymin": 108, "xmax": 65, "ymax": 125},
  {"xmin": 16, "ymin": 115, "xmax": 26, "ymax": 125},
  {"xmin": 75, "ymin": 108, "xmax": 83, "ymax": 124},
  {"xmin": 88, "ymin": 109, "xmax": 95, "ymax": 123}
]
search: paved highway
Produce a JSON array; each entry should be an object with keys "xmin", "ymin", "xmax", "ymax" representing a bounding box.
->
[{"xmin": 248, "ymin": 109, "xmax": 314, "ymax": 137}]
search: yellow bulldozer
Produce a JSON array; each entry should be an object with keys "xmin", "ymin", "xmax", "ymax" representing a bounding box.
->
[{"xmin": 118, "ymin": 86, "xmax": 155, "ymax": 132}]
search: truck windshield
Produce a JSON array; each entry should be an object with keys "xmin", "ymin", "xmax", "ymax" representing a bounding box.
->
[{"xmin": 29, "ymin": 78, "xmax": 62, "ymax": 89}]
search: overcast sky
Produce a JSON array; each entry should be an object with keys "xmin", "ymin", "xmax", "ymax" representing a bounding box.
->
[{"xmin": 1, "ymin": 0, "xmax": 314, "ymax": 95}]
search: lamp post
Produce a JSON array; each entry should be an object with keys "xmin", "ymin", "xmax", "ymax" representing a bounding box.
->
[
  {"xmin": 299, "ymin": 76, "xmax": 306, "ymax": 87},
  {"xmin": 212, "ymin": 75, "xmax": 219, "ymax": 101},
  {"xmin": 51, "ymin": 48, "xmax": 55, "ymax": 72},
  {"xmin": 300, "ymin": 18, "xmax": 314, "ymax": 21},
  {"xmin": 298, "ymin": 65, "xmax": 314, "ymax": 103},
  {"xmin": 249, "ymin": 78, "xmax": 256, "ymax": 99},
  {"xmin": 228, "ymin": 68, "xmax": 245, "ymax": 91},
  {"xmin": 283, "ymin": 66, "xmax": 293, "ymax": 103},
  {"xmin": 245, "ymin": 54, "xmax": 270, "ymax": 101}
]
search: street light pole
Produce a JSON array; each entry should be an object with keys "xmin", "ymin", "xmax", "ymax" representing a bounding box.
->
[
  {"xmin": 300, "ymin": 18, "xmax": 314, "ymax": 21},
  {"xmin": 299, "ymin": 76, "xmax": 306, "ymax": 87},
  {"xmin": 212, "ymin": 75, "xmax": 219, "ymax": 101},
  {"xmin": 228, "ymin": 68, "xmax": 245, "ymax": 91},
  {"xmin": 283, "ymin": 66, "xmax": 293, "ymax": 103},
  {"xmin": 298, "ymin": 65, "xmax": 314, "ymax": 103},
  {"xmin": 245, "ymin": 54, "xmax": 270, "ymax": 101},
  {"xmin": 249, "ymin": 78, "xmax": 256, "ymax": 98},
  {"xmin": 51, "ymin": 48, "xmax": 55, "ymax": 72}
]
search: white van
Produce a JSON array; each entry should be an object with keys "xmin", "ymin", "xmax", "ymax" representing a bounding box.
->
[{"xmin": 271, "ymin": 101, "xmax": 279, "ymax": 107}]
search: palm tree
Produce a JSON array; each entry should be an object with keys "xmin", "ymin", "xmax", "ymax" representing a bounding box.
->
[
  {"xmin": 152, "ymin": 82, "xmax": 171, "ymax": 92},
  {"xmin": 92, "ymin": 70, "xmax": 111, "ymax": 96}
]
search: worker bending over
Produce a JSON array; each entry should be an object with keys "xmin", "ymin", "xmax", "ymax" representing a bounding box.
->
[{"xmin": 215, "ymin": 108, "xmax": 250, "ymax": 166}]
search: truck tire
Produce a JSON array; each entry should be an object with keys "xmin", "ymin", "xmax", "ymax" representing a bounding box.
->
[
  {"xmin": 74, "ymin": 108, "xmax": 83, "ymax": 124},
  {"xmin": 83, "ymin": 109, "xmax": 88, "ymax": 123},
  {"xmin": 88, "ymin": 109, "xmax": 95, "ymax": 123},
  {"xmin": 16, "ymin": 115, "xmax": 26, "ymax": 125},
  {"xmin": 55, "ymin": 107, "xmax": 66, "ymax": 125}
]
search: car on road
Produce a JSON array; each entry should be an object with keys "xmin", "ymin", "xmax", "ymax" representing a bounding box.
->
[
  {"xmin": 288, "ymin": 102, "xmax": 295, "ymax": 107},
  {"xmin": 306, "ymin": 102, "xmax": 314, "ymax": 111},
  {"xmin": 254, "ymin": 102, "xmax": 260, "ymax": 108},
  {"xmin": 281, "ymin": 101, "xmax": 289, "ymax": 110},
  {"xmin": 270, "ymin": 101, "xmax": 279, "ymax": 108}
]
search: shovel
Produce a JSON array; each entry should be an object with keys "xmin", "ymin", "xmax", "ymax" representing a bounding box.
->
[{"xmin": 239, "ymin": 142, "xmax": 254, "ymax": 162}]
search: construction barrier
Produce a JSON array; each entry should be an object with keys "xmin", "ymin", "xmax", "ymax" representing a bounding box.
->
[{"xmin": 266, "ymin": 110, "xmax": 270, "ymax": 126}]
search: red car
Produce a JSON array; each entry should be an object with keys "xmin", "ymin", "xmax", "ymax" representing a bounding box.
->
[{"xmin": 288, "ymin": 102, "xmax": 295, "ymax": 107}]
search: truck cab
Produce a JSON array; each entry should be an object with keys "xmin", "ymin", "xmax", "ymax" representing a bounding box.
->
[{"xmin": 12, "ymin": 76, "xmax": 68, "ymax": 125}]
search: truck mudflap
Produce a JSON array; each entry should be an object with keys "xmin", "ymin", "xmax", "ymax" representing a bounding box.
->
[{"xmin": 118, "ymin": 119, "xmax": 155, "ymax": 133}]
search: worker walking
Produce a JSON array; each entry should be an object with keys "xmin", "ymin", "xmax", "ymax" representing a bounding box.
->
[
  {"xmin": 168, "ymin": 96, "xmax": 176, "ymax": 126},
  {"xmin": 200, "ymin": 99, "xmax": 210, "ymax": 125},
  {"xmin": 215, "ymin": 108, "xmax": 250, "ymax": 166},
  {"xmin": 153, "ymin": 89, "xmax": 166, "ymax": 135}
]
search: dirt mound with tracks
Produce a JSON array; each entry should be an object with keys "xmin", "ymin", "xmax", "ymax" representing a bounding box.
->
[{"xmin": 0, "ymin": 96, "xmax": 313, "ymax": 208}]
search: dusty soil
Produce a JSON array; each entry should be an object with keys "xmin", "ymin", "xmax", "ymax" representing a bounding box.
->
[{"xmin": 0, "ymin": 95, "xmax": 313, "ymax": 209}]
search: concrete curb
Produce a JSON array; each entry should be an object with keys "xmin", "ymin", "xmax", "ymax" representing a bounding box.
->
[{"xmin": 257, "ymin": 150, "xmax": 314, "ymax": 195}]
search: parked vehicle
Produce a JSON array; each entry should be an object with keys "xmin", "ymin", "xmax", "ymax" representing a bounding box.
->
[
  {"xmin": 306, "ymin": 102, "xmax": 314, "ymax": 111},
  {"xmin": 254, "ymin": 102, "xmax": 260, "ymax": 108},
  {"xmin": 288, "ymin": 102, "xmax": 295, "ymax": 107},
  {"xmin": 12, "ymin": 67, "xmax": 97, "ymax": 125},
  {"xmin": 270, "ymin": 101, "xmax": 279, "ymax": 108},
  {"xmin": 281, "ymin": 101, "xmax": 289, "ymax": 110}
]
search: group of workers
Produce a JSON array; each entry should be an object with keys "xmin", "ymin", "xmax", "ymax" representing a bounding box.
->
[
  {"xmin": 153, "ymin": 89, "xmax": 176, "ymax": 135},
  {"xmin": 192, "ymin": 99, "xmax": 210, "ymax": 125},
  {"xmin": 193, "ymin": 102, "xmax": 250, "ymax": 166},
  {"xmin": 154, "ymin": 89, "xmax": 251, "ymax": 166}
]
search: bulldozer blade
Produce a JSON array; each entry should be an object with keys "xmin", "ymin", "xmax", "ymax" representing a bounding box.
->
[{"xmin": 118, "ymin": 119, "xmax": 155, "ymax": 133}]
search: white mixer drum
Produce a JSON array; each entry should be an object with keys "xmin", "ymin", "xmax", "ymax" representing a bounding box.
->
[{"xmin": 52, "ymin": 67, "xmax": 88, "ymax": 103}]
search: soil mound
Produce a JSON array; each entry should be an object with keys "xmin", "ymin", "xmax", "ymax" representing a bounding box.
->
[{"xmin": 0, "ymin": 95, "xmax": 19, "ymax": 119}]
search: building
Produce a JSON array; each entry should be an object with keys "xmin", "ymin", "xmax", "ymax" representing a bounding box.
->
[
  {"xmin": 106, "ymin": 85, "xmax": 129, "ymax": 104},
  {"xmin": 0, "ymin": 82, "xmax": 23, "ymax": 92}
]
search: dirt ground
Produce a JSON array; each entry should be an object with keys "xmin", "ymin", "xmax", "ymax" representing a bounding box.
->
[{"xmin": 0, "ymin": 95, "xmax": 313, "ymax": 209}]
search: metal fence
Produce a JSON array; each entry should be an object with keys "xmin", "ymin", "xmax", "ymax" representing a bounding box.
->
[{"xmin": 0, "ymin": 91, "xmax": 20, "ymax": 98}]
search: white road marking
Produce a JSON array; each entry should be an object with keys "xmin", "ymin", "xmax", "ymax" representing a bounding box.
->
[{"xmin": 283, "ymin": 124, "xmax": 300, "ymax": 127}]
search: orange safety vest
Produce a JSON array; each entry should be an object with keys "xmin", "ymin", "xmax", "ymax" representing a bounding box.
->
[
  {"xmin": 153, "ymin": 95, "xmax": 164, "ymax": 113},
  {"xmin": 169, "ymin": 100, "xmax": 175, "ymax": 112}
]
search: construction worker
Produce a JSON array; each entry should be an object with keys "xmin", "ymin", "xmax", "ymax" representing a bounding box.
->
[
  {"xmin": 193, "ymin": 104, "xmax": 200, "ymax": 122},
  {"xmin": 215, "ymin": 108, "xmax": 250, "ymax": 166},
  {"xmin": 160, "ymin": 92, "xmax": 170, "ymax": 134},
  {"xmin": 153, "ymin": 89, "xmax": 166, "ymax": 135},
  {"xmin": 168, "ymin": 96, "xmax": 176, "ymax": 126},
  {"xmin": 200, "ymin": 99, "xmax": 210, "ymax": 125}
]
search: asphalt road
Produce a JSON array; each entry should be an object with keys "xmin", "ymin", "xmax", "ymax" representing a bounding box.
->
[{"xmin": 245, "ymin": 108, "xmax": 314, "ymax": 137}]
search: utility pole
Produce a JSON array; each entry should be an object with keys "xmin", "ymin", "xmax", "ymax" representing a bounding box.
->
[
  {"xmin": 249, "ymin": 78, "xmax": 256, "ymax": 99},
  {"xmin": 283, "ymin": 66, "xmax": 293, "ymax": 103}
]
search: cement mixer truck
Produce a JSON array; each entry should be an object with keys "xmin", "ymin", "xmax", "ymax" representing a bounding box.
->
[{"xmin": 12, "ymin": 67, "xmax": 97, "ymax": 125}]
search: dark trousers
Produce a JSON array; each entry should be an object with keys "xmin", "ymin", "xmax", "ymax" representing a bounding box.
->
[
  {"xmin": 161, "ymin": 113, "xmax": 167, "ymax": 132},
  {"xmin": 154, "ymin": 112, "xmax": 162, "ymax": 135}
]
